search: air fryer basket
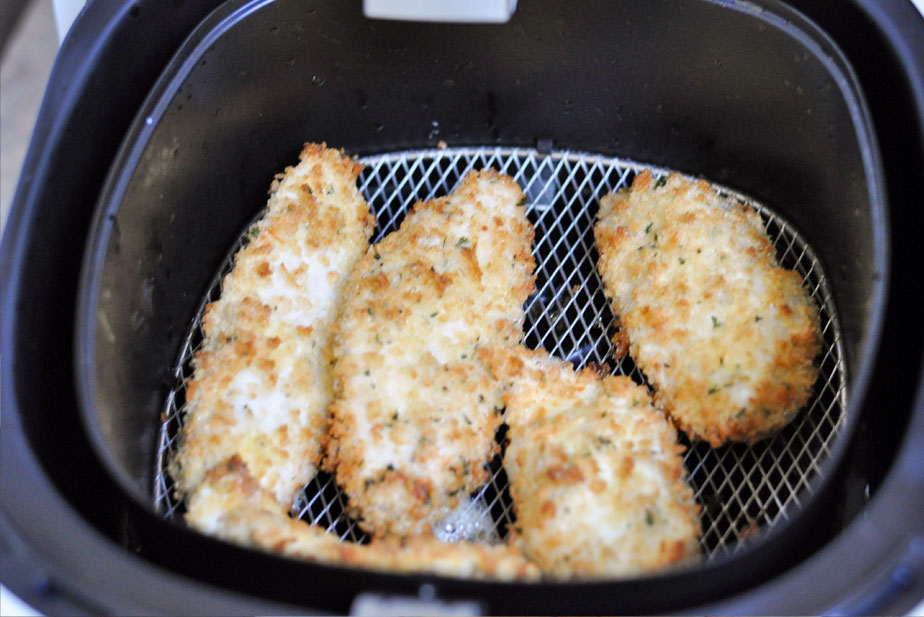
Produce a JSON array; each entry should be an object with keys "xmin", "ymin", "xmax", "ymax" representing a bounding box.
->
[
  {"xmin": 74, "ymin": 0, "xmax": 885, "ymax": 609},
  {"xmin": 4, "ymin": 0, "xmax": 922, "ymax": 613},
  {"xmin": 154, "ymin": 148, "xmax": 848, "ymax": 560}
]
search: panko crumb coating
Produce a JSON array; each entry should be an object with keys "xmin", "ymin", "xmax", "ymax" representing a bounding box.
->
[
  {"xmin": 594, "ymin": 170, "xmax": 821, "ymax": 446},
  {"xmin": 171, "ymin": 144, "xmax": 375, "ymax": 507},
  {"xmin": 187, "ymin": 457, "xmax": 539, "ymax": 581},
  {"xmin": 482, "ymin": 346, "xmax": 701, "ymax": 578},
  {"xmin": 325, "ymin": 169, "xmax": 536, "ymax": 537}
]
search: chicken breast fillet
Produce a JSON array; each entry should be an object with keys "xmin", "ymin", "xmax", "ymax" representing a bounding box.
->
[
  {"xmin": 326, "ymin": 169, "xmax": 536, "ymax": 537},
  {"xmin": 170, "ymin": 144, "xmax": 375, "ymax": 507},
  {"xmin": 594, "ymin": 170, "xmax": 821, "ymax": 446},
  {"xmin": 482, "ymin": 346, "xmax": 701, "ymax": 578},
  {"xmin": 187, "ymin": 457, "xmax": 539, "ymax": 581}
]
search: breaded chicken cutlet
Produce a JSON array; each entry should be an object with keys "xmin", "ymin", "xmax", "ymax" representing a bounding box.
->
[
  {"xmin": 482, "ymin": 346, "xmax": 701, "ymax": 578},
  {"xmin": 326, "ymin": 169, "xmax": 536, "ymax": 538},
  {"xmin": 594, "ymin": 170, "xmax": 821, "ymax": 446},
  {"xmin": 187, "ymin": 457, "xmax": 539, "ymax": 581},
  {"xmin": 170, "ymin": 144, "xmax": 375, "ymax": 507}
]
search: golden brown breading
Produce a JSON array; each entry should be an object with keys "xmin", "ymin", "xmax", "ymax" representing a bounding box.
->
[
  {"xmin": 481, "ymin": 346, "xmax": 701, "ymax": 578},
  {"xmin": 170, "ymin": 144, "xmax": 375, "ymax": 506},
  {"xmin": 186, "ymin": 458, "xmax": 539, "ymax": 581},
  {"xmin": 594, "ymin": 170, "xmax": 821, "ymax": 446},
  {"xmin": 326, "ymin": 169, "xmax": 536, "ymax": 537}
]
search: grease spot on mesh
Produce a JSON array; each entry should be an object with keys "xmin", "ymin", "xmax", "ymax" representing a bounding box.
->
[{"xmin": 433, "ymin": 496, "xmax": 500, "ymax": 544}]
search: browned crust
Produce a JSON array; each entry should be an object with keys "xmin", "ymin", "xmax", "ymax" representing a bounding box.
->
[
  {"xmin": 325, "ymin": 169, "xmax": 536, "ymax": 538},
  {"xmin": 594, "ymin": 170, "xmax": 822, "ymax": 446},
  {"xmin": 186, "ymin": 458, "xmax": 539, "ymax": 581},
  {"xmin": 481, "ymin": 345, "xmax": 701, "ymax": 578},
  {"xmin": 171, "ymin": 143, "xmax": 375, "ymax": 506}
]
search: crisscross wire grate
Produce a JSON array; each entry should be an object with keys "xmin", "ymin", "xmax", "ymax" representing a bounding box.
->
[{"xmin": 154, "ymin": 147, "xmax": 847, "ymax": 561}]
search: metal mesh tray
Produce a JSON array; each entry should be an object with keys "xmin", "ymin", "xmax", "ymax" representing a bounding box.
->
[{"xmin": 154, "ymin": 147, "xmax": 847, "ymax": 561}]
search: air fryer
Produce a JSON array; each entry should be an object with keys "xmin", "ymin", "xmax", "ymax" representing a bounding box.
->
[{"xmin": 1, "ymin": 0, "xmax": 922, "ymax": 614}]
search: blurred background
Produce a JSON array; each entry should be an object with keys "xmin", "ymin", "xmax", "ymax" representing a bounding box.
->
[{"xmin": 2, "ymin": 0, "xmax": 83, "ymax": 235}]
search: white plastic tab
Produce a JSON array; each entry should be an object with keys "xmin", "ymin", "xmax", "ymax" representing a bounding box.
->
[
  {"xmin": 351, "ymin": 591, "xmax": 481, "ymax": 616},
  {"xmin": 363, "ymin": 0, "xmax": 517, "ymax": 23}
]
